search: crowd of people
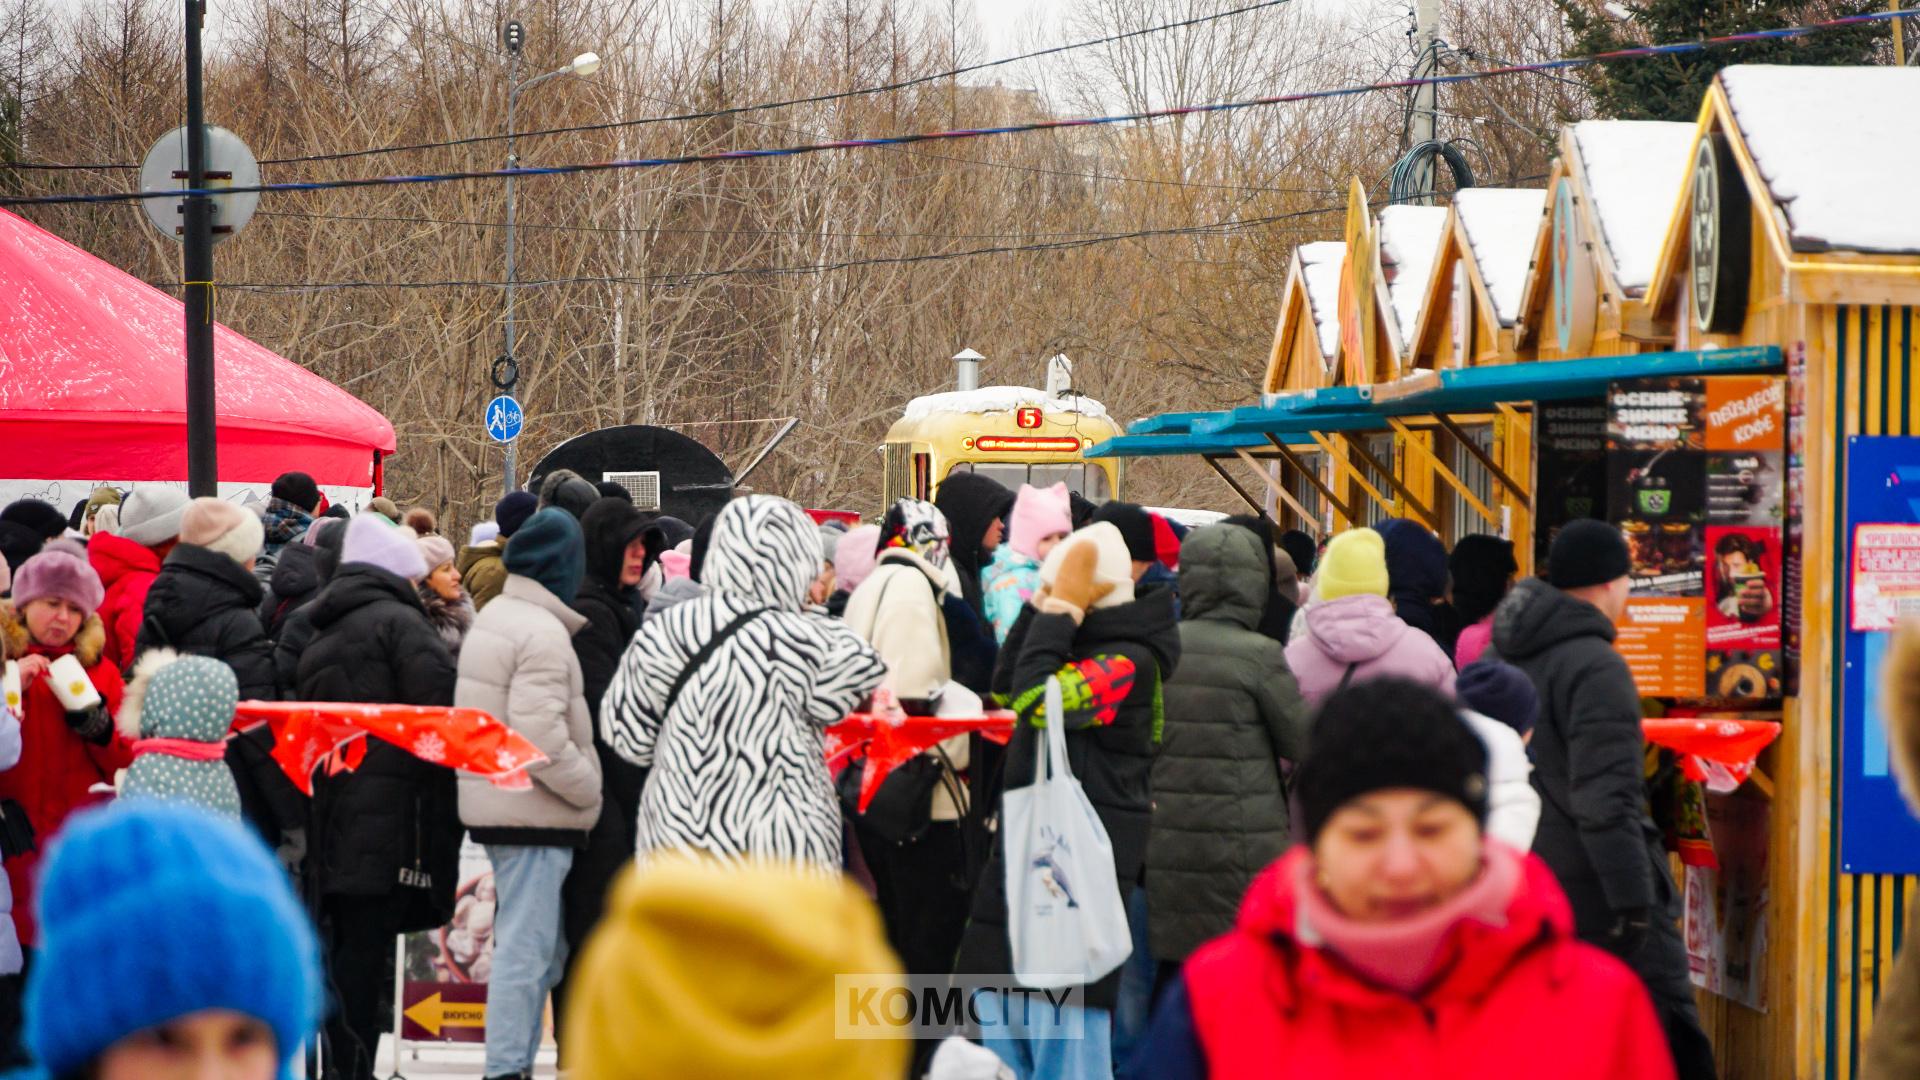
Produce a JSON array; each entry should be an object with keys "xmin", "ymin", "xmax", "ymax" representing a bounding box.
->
[{"xmin": 0, "ymin": 470, "xmax": 1753, "ymax": 1079}]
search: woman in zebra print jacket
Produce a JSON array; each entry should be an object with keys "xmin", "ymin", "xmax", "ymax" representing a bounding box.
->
[{"xmin": 601, "ymin": 495, "xmax": 886, "ymax": 870}]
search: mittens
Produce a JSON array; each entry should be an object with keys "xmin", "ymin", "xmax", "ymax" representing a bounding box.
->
[{"xmin": 1038, "ymin": 540, "xmax": 1115, "ymax": 624}]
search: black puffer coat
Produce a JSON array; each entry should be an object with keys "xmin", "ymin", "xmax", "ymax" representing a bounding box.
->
[
  {"xmin": 295, "ymin": 563, "xmax": 461, "ymax": 931},
  {"xmin": 1147, "ymin": 525, "xmax": 1308, "ymax": 962},
  {"xmin": 1490, "ymin": 576, "xmax": 1665, "ymax": 935},
  {"xmin": 258, "ymin": 539, "xmax": 323, "ymax": 639},
  {"xmin": 572, "ymin": 499, "xmax": 651, "ymax": 816},
  {"xmin": 135, "ymin": 543, "xmax": 276, "ymax": 700},
  {"xmin": 271, "ymin": 524, "xmax": 347, "ymax": 694},
  {"xmin": 954, "ymin": 589, "xmax": 1180, "ymax": 1009}
]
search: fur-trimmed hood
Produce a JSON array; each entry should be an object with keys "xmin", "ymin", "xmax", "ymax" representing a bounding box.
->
[{"xmin": 0, "ymin": 599, "xmax": 106, "ymax": 667}]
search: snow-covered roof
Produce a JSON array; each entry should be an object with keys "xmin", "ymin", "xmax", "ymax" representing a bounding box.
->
[
  {"xmin": 901, "ymin": 385, "xmax": 1107, "ymax": 421},
  {"xmin": 1297, "ymin": 241, "xmax": 1346, "ymax": 360},
  {"xmin": 1719, "ymin": 65, "xmax": 1920, "ymax": 254},
  {"xmin": 1452, "ymin": 189, "xmax": 1548, "ymax": 326},
  {"xmin": 1376, "ymin": 206, "xmax": 1450, "ymax": 348},
  {"xmin": 1571, "ymin": 121, "xmax": 1696, "ymax": 295}
]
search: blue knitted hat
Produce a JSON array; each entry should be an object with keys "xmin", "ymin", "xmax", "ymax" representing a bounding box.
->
[
  {"xmin": 504, "ymin": 507, "xmax": 586, "ymax": 605},
  {"xmin": 24, "ymin": 802, "xmax": 320, "ymax": 1078}
]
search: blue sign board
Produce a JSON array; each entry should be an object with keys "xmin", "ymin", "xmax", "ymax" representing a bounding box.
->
[
  {"xmin": 485, "ymin": 395, "xmax": 523, "ymax": 443},
  {"xmin": 1840, "ymin": 435, "xmax": 1920, "ymax": 873}
]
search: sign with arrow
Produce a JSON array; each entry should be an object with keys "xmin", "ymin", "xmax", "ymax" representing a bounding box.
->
[{"xmin": 401, "ymin": 983, "xmax": 487, "ymax": 1042}]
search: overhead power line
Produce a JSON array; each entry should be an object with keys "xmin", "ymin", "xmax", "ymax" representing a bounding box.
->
[
  {"xmin": 254, "ymin": 0, "xmax": 1296, "ymax": 166},
  {"xmin": 184, "ymin": 203, "xmax": 1350, "ymax": 293},
  {"xmin": 0, "ymin": 9, "xmax": 1902, "ymax": 210},
  {"xmin": 0, "ymin": 0, "xmax": 1295, "ymax": 173}
]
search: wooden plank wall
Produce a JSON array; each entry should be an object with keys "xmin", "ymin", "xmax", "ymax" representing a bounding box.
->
[{"xmin": 1821, "ymin": 303, "xmax": 1918, "ymax": 1080}]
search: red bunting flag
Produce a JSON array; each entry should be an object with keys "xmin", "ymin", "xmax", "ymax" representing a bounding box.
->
[
  {"xmin": 236, "ymin": 701, "xmax": 548, "ymax": 796},
  {"xmin": 1642, "ymin": 717, "xmax": 1782, "ymax": 792},
  {"xmin": 826, "ymin": 710, "xmax": 1015, "ymax": 813}
]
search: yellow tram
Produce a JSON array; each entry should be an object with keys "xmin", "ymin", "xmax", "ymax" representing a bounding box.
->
[{"xmin": 881, "ymin": 381, "xmax": 1123, "ymax": 505}]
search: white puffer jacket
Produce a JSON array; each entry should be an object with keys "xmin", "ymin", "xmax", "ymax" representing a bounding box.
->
[{"xmin": 455, "ymin": 575, "xmax": 602, "ymax": 842}]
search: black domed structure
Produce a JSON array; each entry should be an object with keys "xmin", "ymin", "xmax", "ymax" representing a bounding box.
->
[{"xmin": 529, "ymin": 425, "xmax": 734, "ymax": 525}]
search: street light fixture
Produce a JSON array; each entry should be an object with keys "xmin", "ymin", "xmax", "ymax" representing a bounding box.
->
[{"xmin": 500, "ymin": 43, "xmax": 602, "ymax": 495}]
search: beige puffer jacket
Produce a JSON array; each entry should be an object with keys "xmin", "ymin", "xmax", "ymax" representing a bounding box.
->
[{"xmin": 455, "ymin": 575, "xmax": 602, "ymax": 841}]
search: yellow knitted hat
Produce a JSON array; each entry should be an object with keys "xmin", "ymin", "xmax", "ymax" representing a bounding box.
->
[
  {"xmin": 564, "ymin": 856, "xmax": 911, "ymax": 1080},
  {"xmin": 1316, "ymin": 528, "xmax": 1390, "ymax": 601}
]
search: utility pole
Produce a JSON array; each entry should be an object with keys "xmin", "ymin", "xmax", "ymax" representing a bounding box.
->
[
  {"xmin": 182, "ymin": 0, "xmax": 217, "ymax": 497},
  {"xmin": 1894, "ymin": 0, "xmax": 1907, "ymax": 67},
  {"xmin": 1409, "ymin": 0, "xmax": 1442, "ymax": 204}
]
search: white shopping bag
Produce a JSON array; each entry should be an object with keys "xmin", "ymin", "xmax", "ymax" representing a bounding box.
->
[{"xmin": 1004, "ymin": 675, "xmax": 1131, "ymax": 989}]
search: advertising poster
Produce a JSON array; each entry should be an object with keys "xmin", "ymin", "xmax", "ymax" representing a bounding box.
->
[
  {"xmin": 1782, "ymin": 343, "xmax": 1807, "ymax": 695},
  {"xmin": 1704, "ymin": 525, "xmax": 1783, "ymax": 700},
  {"xmin": 1609, "ymin": 379, "xmax": 1706, "ymax": 696},
  {"xmin": 1840, "ymin": 436, "xmax": 1920, "ymax": 874},
  {"xmin": 1534, "ymin": 400, "xmax": 1610, "ymax": 570},
  {"xmin": 1684, "ymin": 793, "xmax": 1770, "ymax": 1011},
  {"xmin": 1850, "ymin": 524, "xmax": 1920, "ymax": 631},
  {"xmin": 399, "ymin": 837, "xmax": 494, "ymax": 1044}
]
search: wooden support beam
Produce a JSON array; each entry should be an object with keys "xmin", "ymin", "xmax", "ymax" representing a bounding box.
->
[
  {"xmin": 1308, "ymin": 431, "xmax": 1396, "ymax": 520},
  {"xmin": 1266, "ymin": 434, "xmax": 1355, "ymax": 521},
  {"xmin": 1232, "ymin": 447, "xmax": 1321, "ymax": 533},
  {"xmin": 1391, "ymin": 417, "xmax": 1499, "ymax": 528},
  {"xmin": 1432, "ymin": 413, "xmax": 1532, "ymax": 510},
  {"xmin": 1202, "ymin": 456, "xmax": 1267, "ymax": 516},
  {"xmin": 1333, "ymin": 431, "xmax": 1437, "ymax": 527}
]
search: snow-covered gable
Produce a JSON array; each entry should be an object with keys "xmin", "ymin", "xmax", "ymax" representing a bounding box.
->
[
  {"xmin": 1571, "ymin": 120, "xmax": 1696, "ymax": 295},
  {"xmin": 1453, "ymin": 189, "xmax": 1548, "ymax": 327},
  {"xmin": 1297, "ymin": 241, "xmax": 1346, "ymax": 360},
  {"xmin": 1720, "ymin": 65, "xmax": 1920, "ymax": 254},
  {"xmin": 1377, "ymin": 206, "xmax": 1450, "ymax": 347},
  {"xmin": 901, "ymin": 385, "xmax": 1107, "ymax": 421}
]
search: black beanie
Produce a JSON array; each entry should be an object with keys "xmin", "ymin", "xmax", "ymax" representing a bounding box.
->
[
  {"xmin": 595, "ymin": 481, "xmax": 634, "ymax": 503},
  {"xmin": 1548, "ymin": 519, "xmax": 1631, "ymax": 589},
  {"xmin": 1456, "ymin": 660, "xmax": 1539, "ymax": 737},
  {"xmin": 1297, "ymin": 678, "xmax": 1490, "ymax": 841},
  {"xmin": 1090, "ymin": 501, "xmax": 1157, "ymax": 564},
  {"xmin": 1, "ymin": 500, "xmax": 69, "ymax": 542},
  {"xmin": 1279, "ymin": 529, "xmax": 1318, "ymax": 580},
  {"xmin": 271, "ymin": 471, "xmax": 323, "ymax": 513},
  {"xmin": 495, "ymin": 491, "xmax": 539, "ymax": 538}
]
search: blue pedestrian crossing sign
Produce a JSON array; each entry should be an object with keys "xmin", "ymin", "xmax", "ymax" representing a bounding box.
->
[{"xmin": 485, "ymin": 395, "xmax": 524, "ymax": 443}]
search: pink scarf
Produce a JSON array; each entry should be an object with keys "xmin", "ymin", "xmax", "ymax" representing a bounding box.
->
[
  {"xmin": 132, "ymin": 737, "xmax": 228, "ymax": 762},
  {"xmin": 1294, "ymin": 840, "xmax": 1524, "ymax": 994}
]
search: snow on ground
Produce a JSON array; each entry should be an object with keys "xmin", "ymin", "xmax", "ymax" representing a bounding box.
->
[
  {"xmin": 1376, "ymin": 205, "xmax": 1450, "ymax": 349},
  {"xmin": 1720, "ymin": 65, "xmax": 1920, "ymax": 254},
  {"xmin": 1452, "ymin": 189, "xmax": 1548, "ymax": 327},
  {"xmin": 1297, "ymin": 240, "xmax": 1347, "ymax": 361},
  {"xmin": 902, "ymin": 385, "xmax": 1107, "ymax": 421},
  {"xmin": 1572, "ymin": 121, "xmax": 1696, "ymax": 295}
]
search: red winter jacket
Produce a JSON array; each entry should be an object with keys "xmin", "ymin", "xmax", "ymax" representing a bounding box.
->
[
  {"xmin": 88, "ymin": 532, "xmax": 166, "ymax": 672},
  {"xmin": 0, "ymin": 604, "xmax": 130, "ymax": 946},
  {"xmin": 1180, "ymin": 846, "xmax": 1675, "ymax": 1080}
]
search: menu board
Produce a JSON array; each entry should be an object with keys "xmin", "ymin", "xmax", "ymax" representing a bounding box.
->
[
  {"xmin": 1535, "ymin": 400, "xmax": 1610, "ymax": 570},
  {"xmin": 1609, "ymin": 375, "xmax": 1785, "ymax": 699}
]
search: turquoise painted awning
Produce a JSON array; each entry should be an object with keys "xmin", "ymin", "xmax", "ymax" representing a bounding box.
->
[{"xmin": 1087, "ymin": 345, "xmax": 1783, "ymax": 458}]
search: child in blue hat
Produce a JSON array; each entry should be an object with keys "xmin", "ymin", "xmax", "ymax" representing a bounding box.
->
[{"xmin": 16, "ymin": 801, "xmax": 319, "ymax": 1080}]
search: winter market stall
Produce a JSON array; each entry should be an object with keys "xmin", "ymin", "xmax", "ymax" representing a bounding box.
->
[
  {"xmin": 1090, "ymin": 64, "xmax": 1920, "ymax": 1080},
  {"xmin": 0, "ymin": 207, "xmax": 395, "ymax": 509}
]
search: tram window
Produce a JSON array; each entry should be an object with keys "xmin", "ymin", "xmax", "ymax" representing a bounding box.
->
[{"xmin": 955, "ymin": 462, "xmax": 1030, "ymax": 491}]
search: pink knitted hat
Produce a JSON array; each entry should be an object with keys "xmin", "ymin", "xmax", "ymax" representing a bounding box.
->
[
  {"xmin": 1008, "ymin": 483, "xmax": 1073, "ymax": 563},
  {"xmin": 12, "ymin": 549, "xmax": 104, "ymax": 615},
  {"xmin": 832, "ymin": 525, "xmax": 882, "ymax": 593}
]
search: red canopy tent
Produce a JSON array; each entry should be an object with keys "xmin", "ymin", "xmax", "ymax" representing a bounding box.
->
[{"xmin": 0, "ymin": 207, "xmax": 394, "ymax": 506}]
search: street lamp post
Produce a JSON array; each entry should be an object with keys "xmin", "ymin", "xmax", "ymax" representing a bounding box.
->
[{"xmin": 501, "ymin": 45, "xmax": 601, "ymax": 495}]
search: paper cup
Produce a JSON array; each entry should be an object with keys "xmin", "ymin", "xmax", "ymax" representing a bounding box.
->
[
  {"xmin": 2, "ymin": 663, "xmax": 17, "ymax": 713},
  {"xmin": 48, "ymin": 655, "xmax": 101, "ymax": 712}
]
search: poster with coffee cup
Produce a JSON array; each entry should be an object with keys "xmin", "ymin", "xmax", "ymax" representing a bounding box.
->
[{"xmin": 1705, "ymin": 525, "xmax": 1783, "ymax": 700}]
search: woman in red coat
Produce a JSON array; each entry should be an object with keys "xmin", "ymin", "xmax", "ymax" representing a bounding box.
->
[
  {"xmin": 1128, "ymin": 678, "xmax": 1675, "ymax": 1080},
  {"xmin": 0, "ymin": 550, "xmax": 128, "ymax": 948}
]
